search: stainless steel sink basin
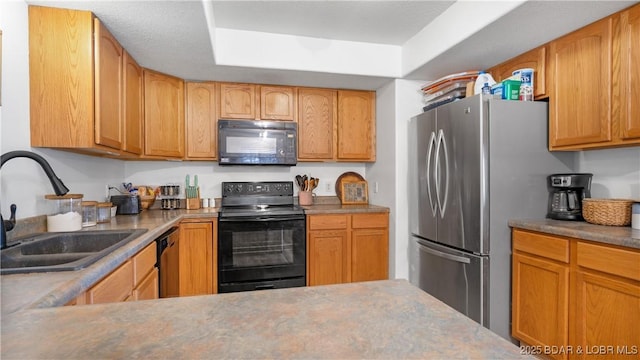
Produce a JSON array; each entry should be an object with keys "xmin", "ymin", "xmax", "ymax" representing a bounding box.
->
[{"xmin": 0, "ymin": 229, "xmax": 148, "ymax": 274}]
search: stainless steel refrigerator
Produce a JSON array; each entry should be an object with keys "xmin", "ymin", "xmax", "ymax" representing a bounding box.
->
[{"xmin": 408, "ymin": 94, "xmax": 575, "ymax": 341}]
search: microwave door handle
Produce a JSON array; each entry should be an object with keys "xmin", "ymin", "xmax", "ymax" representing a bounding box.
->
[
  {"xmin": 416, "ymin": 239, "xmax": 471, "ymax": 264},
  {"xmin": 426, "ymin": 131, "xmax": 437, "ymax": 216}
]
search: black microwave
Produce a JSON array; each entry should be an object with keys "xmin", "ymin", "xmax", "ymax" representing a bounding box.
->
[{"xmin": 218, "ymin": 119, "xmax": 297, "ymax": 165}]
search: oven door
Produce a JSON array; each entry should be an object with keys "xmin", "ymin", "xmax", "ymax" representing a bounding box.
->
[{"xmin": 218, "ymin": 215, "xmax": 306, "ymax": 285}]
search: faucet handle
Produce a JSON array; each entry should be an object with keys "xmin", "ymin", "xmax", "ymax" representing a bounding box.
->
[{"xmin": 5, "ymin": 204, "xmax": 16, "ymax": 232}]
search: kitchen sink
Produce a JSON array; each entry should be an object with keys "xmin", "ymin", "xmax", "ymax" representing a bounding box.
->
[{"xmin": 0, "ymin": 229, "xmax": 148, "ymax": 275}]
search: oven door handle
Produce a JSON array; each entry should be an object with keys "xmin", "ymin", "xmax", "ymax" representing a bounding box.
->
[{"xmin": 219, "ymin": 216, "xmax": 305, "ymax": 222}]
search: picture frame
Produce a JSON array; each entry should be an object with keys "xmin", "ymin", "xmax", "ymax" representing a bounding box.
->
[{"xmin": 340, "ymin": 180, "xmax": 369, "ymax": 205}]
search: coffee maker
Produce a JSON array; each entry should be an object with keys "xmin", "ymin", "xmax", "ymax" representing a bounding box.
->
[{"xmin": 547, "ymin": 173, "xmax": 593, "ymax": 221}]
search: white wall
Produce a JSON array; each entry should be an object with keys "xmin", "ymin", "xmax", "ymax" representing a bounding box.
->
[
  {"xmin": 577, "ymin": 147, "xmax": 640, "ymax": 199},
  {"xmin": 366, "ymin": 79, "xmax": 424, "ymax": 280}
]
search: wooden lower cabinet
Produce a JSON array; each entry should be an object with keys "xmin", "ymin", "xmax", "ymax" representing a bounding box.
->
[
  {"xmin": 69, "ymin": 241, "xmax": 158, "ymax": 306},
  {"xmin": 512, "ymin": 229, "xmax": 570, "ymax": 360},
  {"xmin": 573, "ymin": 241, "xmax": 640, "ymax": 360},
  {"xmin": 512, "ymin": 229, "xmax": 640, "ymax": 360},
  {"xmin": 307, "ymin": 212, "xmax": 388, "ymax": 286},
  {"xmin": 177, "ymin": 219, "xmax": 217, "ymax": 296}
]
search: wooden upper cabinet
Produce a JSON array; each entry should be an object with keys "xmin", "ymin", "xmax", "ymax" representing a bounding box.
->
[
  {"xmin": 143, "ymin": 69, "xmax": 185, "ymax": 158},
  {"xmin": 297, "ymin": 88, "xmax": 336, "ymax": 160},
  {"xmin": 122, "ymin": 50, "xmax": 144, "ymax": 155},
  {"xmin": 337, "ymin": 90, "xmax": 376, "ymax": 161},
  {"xmin": 260, "ymin": 85, "xmax": 296, "ymax": 121},
  {"xmin": 94, "ymin": 19, "xmax": 123, "ymax": 151},
  {"xmin": 618, "ymin": 4, "xmax": 640, "ymax": 142},
  {"xmin": 219, "ymin": 83, "xmax": 257, "ymax": 119},
  {"xmin": 28, "ymin": 5, "xmax": 147, "ymax": 157},
  {"xmin": 186, "ymin": 82, "xmax": 217, "ymax": 159},
  {"xmin": 487, "ymin": 46, "xmax": 547, "ymax": 98},
  {"xmin": 548, "ymin": 17, "xmax": 613, "ymax": 150},
  {"xmin": 29, "ymin": 6, "xmax": 100, "ymax": 151}
]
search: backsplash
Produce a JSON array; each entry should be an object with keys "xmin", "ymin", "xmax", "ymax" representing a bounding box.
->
[{"xmin": 577, "ymin": 147, "xmax": 640, "ymax": 199}]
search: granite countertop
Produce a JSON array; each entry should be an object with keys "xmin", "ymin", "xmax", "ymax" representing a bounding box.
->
[
  {"xmin": 1, "ymin": 208, "xmax": 219, "ymax": 314},
  {"xmin": 1, "ymin": 199, "xmax": 388, "ymax": 315},
  {"xmin": 300, "ymin": 196, "xmax": 390, "ymax": 214},
  {"xmin": 0, "ymin": 279, "xmax": 529, "ymax": 359},
  {"xmin": 509, "ymin": 218, "xmax": 640, "ymax": 249}
]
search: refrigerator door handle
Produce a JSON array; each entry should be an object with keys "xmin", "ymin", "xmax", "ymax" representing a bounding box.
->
[
  {"xmin": 434, "ymin": 129, "xmax": 449, "ymax": 218},
  {"xmin": 426, "ymin": 131, "xmax": 438, "ymax": 216},
  {"xmin": 439, "ymin": 129, "xmax": 450, "ymax": 216},
  {"xmin": 416, "ymin": 239, "xmax": 471, "ymax": 264}
]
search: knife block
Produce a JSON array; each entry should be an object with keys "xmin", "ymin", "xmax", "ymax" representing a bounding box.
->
[{"xmin": 186, "ymin": 188, "xmax": 201, "ymax": 210}]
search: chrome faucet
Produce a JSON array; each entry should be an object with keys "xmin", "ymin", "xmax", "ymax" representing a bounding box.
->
[{"xmin": 1, "ymin": 150, "xmax": 69, "ymax": 249}]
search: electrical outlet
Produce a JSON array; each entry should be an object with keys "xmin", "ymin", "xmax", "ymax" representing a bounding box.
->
[
  {"xmin": 325, "ymin": 181, "xmax": 332, "ymax": 192},
  {"xmin": 105, "ymin": 185, "xmax": 111, "ymax": 201}
]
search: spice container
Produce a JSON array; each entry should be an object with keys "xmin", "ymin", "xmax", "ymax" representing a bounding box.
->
[
  {"xmin": 45, "ymin": 194, "xmax": 83, "ymax": 232},
  {"xmin": 81, "ymin": 201, "xmax": 98, "ymax": 227},
  {"xmin": 97, "ymin": 202, "xmax": 113, "ymax": 223}
]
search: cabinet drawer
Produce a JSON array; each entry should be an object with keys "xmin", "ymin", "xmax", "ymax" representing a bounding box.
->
[
  {"xmin": 88, "ymin": 260, "xmax": 133, "ymax": 304},
  {"xmin": 351, "ymin": 213, "xmax": 388, "ymax": 229},
  {"xmin": 512, "ymin": 229, "xmax": 570, "ymax": 263},
  {"xmin": 308, "ymin": 215, "xmax": 348, "ymax": 230},
  {"xmin": 577, "ymin": 241, "xmax": 640, "ymax": 281},
  {"xmin": 133, "ymin": 242, "xmax": 157, "ymax": 286}
]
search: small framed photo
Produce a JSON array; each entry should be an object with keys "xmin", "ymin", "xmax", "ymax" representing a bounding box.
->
[{"xmin": 340, "ymin": 181, "xmax": 369, "ymax": 205}]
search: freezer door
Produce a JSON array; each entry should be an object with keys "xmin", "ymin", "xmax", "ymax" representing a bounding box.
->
[
  {"xmin": 415, "ymin": 237, "xmax": 488, "ymax": 326},
  {"xmin": 409, "ymin": 111, "xmax": 438, "ymax": 242},
  {"xmin": 436, "ymin": 97, "xmax": 486, "ymax": 254}
]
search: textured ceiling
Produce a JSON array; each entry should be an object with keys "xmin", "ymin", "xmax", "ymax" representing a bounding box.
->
[{"xmin": 24, "ymin": 0, "xmax": 639, "ymax": 90}]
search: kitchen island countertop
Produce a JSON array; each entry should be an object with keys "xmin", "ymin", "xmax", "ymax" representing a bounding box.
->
[{"xmin": 1, "ymin": 279, "xmax": 529, "ymax": 359}]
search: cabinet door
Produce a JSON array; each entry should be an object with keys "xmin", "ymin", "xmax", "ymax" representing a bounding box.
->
[
  {"xmin": 122, "ymin": 50, "xmax": 144, "ymax": 155},
  {"xmin": 133, "ymin": 242, "xmax": 157, "ymax": 287},
  {"xmin": 29, "ymin": 6, "xmax": 95, "ymax": 149},
  {"xmin": 219, "ymin": 83, "xmax": 256, "ymax": 119},
  {"xmin": 134, "ymin": 268, "xmax": 159, "ymax": 301},
  {"xmin": 512, "ymin": 252, "xmax": 569, "ymax": 360},
  {"xmin": 351, "ymin": 214, "xmax": 389, "ymax": 282},
  {"xmin": 260, "ymin": 85, "xmax": 296, "ymax": 121},
  {"xmin": 351, "ymin": 228, "xmax": 388, "ymax": 282},
  {"xmin": 94, "ymin": 19, "xmax": 123, "ymax": 151},
  {"xmin": 574, "ymin": 271, "xmax": 639, "ymax": 360},
  {"xmin": 308, "ymin": 230, "xmax": 350, "ymax": 286},
  {"xmin": 549, "ymin": 17, "xmax": 613, "ymax": 149},
  {"xmin": 297, "ymin": 88, "xmax": 336, "ymax": 160},
  {"xmin": 179, "ymin": 221, "xmax": 214, "ymax": 296},
  {"xmin": 144, "ymin": 69, "xmax": 185, "ymax": 157},
  {"xmin": 488, "ymin": 46, "xmax": 547, "ymax": 98},
  {"xmin": 337, "ymin": 90, "xmax": 376, "ymax": 161},
  {"xmin": 186, "ymin": 82, "xmax": 217, "ymax": 159},
  {"xmin": 87, "ymin": 260, "xmax": 134, "ymax": 304},
  {"xmin": 619, "ymin": 4, "xmax": 640, "ymax": 141}
]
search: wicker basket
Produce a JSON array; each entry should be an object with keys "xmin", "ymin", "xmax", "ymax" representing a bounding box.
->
[{"xmin": 582, "ymin": 198, "xmax": 633, "ymax": 226}]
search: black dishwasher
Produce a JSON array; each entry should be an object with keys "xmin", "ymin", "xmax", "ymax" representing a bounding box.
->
[{"xmin": 154, "ymin": 227, "xmax": 179, "ymax": 298}]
